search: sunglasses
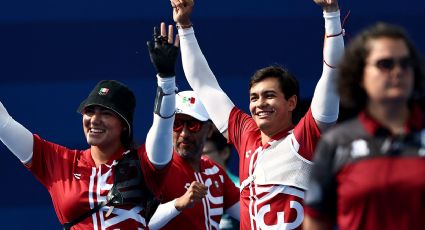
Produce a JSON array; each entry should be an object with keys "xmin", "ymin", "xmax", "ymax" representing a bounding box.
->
[
  {"xmin": 372, "ymin": 56, "xmax": 414, "ymax": 72},
  {"xmin": 173, "ymin": 119, "xmax": 205, "ymax": 133}
]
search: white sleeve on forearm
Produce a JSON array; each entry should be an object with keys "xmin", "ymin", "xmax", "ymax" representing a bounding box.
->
[
  {"xmin": 0, "ymin": 101, "xmax": 33, "ymax": 163},
  {"xmin": 148, "ymin": 199, "xmax": 181, "ymax": 230},
  {"xmin": 311, "ymin": 10, "xmax": 344, "ymax": 123},
  {"xmin": 225, "ymin": 202, "xmax": 240, "ymax": 221},
  {"xmin": 145, "ymin": 76, "xmax": 176, "ymax": 168},
  {"xmin": 178, "ymin": 28, "xmax": 235, "ymax": 136}
]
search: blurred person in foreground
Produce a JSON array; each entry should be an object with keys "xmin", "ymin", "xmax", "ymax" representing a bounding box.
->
[{"xmin": 304, "ymin": 22, "xmax": 425, "ymax": 230}]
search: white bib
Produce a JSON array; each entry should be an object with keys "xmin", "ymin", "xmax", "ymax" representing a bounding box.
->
[{"xmin": 250, "ymin": 134, "xmax": 313, "ymax": 190}]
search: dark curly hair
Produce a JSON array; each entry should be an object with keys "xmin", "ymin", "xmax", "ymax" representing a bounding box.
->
[{"xmin": 338, "ymin": 22, "xmax": 425, "ymax": 114}]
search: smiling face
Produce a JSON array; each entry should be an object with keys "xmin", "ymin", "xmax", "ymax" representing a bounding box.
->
[
  {"xmin": 82, "ymin": 105, "xmax": 126, "ymax": 151},
  {"xmin": 363, "ymin": 37, "xmax": 414, "ymax": 104},
  {"xmin": 173, "ymin": 114, "xmax": 212, "ymax": 161},
  {"xmin": 249, "ymin": 77, "xmax": 297, "ymax": 137}
]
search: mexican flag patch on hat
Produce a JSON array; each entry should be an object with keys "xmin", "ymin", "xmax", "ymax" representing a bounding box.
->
[{"xmin": 98, "ymin": 87, "xmax": 110, "ymax": 95}]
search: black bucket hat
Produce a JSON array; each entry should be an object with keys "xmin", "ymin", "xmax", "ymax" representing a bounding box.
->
[{"xmin": 77, "ymin": 80, "xmax": 136, "ymax": 137}]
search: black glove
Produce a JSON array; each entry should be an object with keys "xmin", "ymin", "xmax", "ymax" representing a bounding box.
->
[{"xmin": 147, "ymin": 26, "xmax": 179, "ymax": 78}]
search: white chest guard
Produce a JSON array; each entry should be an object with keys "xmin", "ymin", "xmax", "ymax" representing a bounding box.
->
[{"xmin": 250, "ymin": 133, "xmax": 313, "ymax": 190}]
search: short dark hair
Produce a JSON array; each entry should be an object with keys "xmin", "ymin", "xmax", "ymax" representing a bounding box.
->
[
  {"xmin": 249, "ymin": 66, "xmax": 299, "ymax": 101},
  {"xmin": 338, "ymin": 22, "xmax": 425, "ymax": 113},
  {"xmin": 249, "ymin": 66, "xmax": 300, "ymax": 121}
]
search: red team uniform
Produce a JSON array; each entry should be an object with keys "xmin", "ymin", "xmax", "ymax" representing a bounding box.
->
[
  {"xmin": 27, "ymin": 135, "xmax": 165, "ymax": 229},
  {"xmin": 152, "ymin": 152, "xmax": 240, "ymax": 230},
  {"xmin": 228, "ymin": 108, "xmax": 320, "ymax": 229},
  {"xmin": 177, "ymin": 6, "xmax": 343, "ymax": 228},
  {"xmin": 305, "ymin": 107, "xmax": 425, "ymax": 230}
]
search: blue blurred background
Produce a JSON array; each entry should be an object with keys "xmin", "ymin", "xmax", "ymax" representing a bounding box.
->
[{"xmin": 1, "ymin": 0, "xmax": 424, "ymax": 228}]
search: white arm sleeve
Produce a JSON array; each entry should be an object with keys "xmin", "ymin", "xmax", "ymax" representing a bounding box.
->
[
  {"xmin": 145, "ymin": 76, "xmax": 176, "ymax": 168},
  {"xmin": 225, "ymin": 202, "xmax": 240, "ymax": 221},
  {"xmin": 311, "ymin": 10, "xmax": 344, "ymax": 124},
  {"xmin": 178, "ymin": 28, "xmax": 235, "ymax": 137},
  {"xmin": 148, "ymin": 199, "xmax": 181, "ymax": 230},
  {"xmin": 0, "ymin": 101, "xmax": 34, "ymax": 163}
]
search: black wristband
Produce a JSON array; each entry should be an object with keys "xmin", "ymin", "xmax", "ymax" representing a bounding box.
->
[{"xmin": 153, "ymin": 86, "xmax": 176, "ymax": 119}]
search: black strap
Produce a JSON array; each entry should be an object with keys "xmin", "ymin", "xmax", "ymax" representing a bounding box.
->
[
  {"xmin": 62, "ymin": 150, "xmax": 160, "ymax": 229},
  {"xmin": 154, "ymin": 86, "xmax": 176, "ymax": 119},
  {"xmin": 63, "ymin": 201, "xmax": 108, "ymax": 230}
]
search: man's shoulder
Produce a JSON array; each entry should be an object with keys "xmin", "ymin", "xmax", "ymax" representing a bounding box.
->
[{"xmin": 229, "ymin": 107, "xmax": 255, "ymax": 126}]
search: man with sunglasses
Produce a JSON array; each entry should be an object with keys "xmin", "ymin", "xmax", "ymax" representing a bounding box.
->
[
  {"xmin": 171, "ymin": 0, "xmax": 343, "ymax": 229},
  {"xmin": 145, "ymin": 23, "xmax": 240, "ymax": 229},
  {"xmin": 165, "ymin": 91, "xmax": 241, "ymax": 229},
  {"xmin": 148, "ymin": 91, "xmax": 240, "ymax": 229}
]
